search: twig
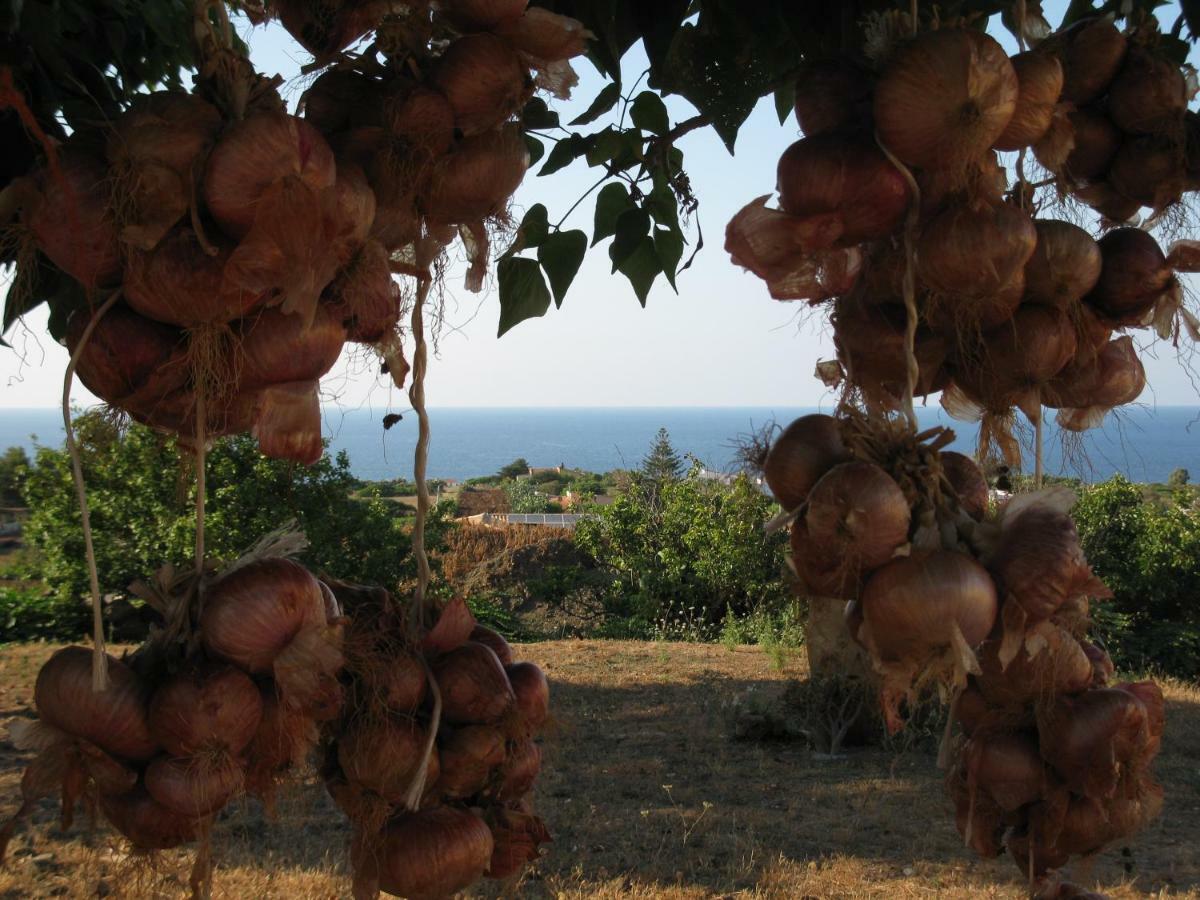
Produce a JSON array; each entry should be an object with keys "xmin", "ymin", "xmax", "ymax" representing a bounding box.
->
[{"xmin": 62, "ymin": 289, "xmax": 122, "ymax": 691}]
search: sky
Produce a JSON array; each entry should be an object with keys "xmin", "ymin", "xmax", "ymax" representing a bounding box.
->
[{"xmin": 1, "ymin": 1, "xmax": 1198, "ymax": 414}]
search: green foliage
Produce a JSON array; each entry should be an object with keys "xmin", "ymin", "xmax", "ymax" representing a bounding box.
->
[
  {"xmin": 641, "ymin": 427, "xmax": 683, "ymax": 489},
  {"xmin": 575, "ymin": 462, "xmax": 789, "ymax": 634},
  {"xmin": 504, "ymin": 478, "xmax": 553, "ymax": 514},
  {"xmin": 21, "ymin": 412, "xmax": 445, "ymax": 618},
  {"xmin": 497, "ymin": 458, "xmax": 531, "ymax": 479},
  {"xmin": 1073, "ymin": 476, "xmax": 1200, "ymax": 676},
  {"xmin": 0, "ymin": 585, "xmax": 87, "ymax": 643},
  {"xmin": 1169, "ymin": 467, "xmax": 1191, "ymax": 487},
  {"xmin": 0, "ymin": 446, "xmax": 30, "ymax": 507}
]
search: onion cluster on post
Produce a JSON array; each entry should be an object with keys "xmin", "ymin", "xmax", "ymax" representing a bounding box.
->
[
  {"xmin": 322, "ymin": 583, "xmax": 551, "ymax": 900},
  {"xmin": 727, "ymin": 17, "xmax": 1200, "ymax": 466},
  {"xmin": 0, "ymin": 556, "xmax": 343, "ymax": 890}
]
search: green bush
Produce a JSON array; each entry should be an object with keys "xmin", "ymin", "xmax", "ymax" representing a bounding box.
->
[{"xmin": 0, "ymin": 586, "xmax": 87, "ymax": 643}]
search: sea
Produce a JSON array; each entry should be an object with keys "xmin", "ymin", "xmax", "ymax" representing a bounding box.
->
[{"xmin": 0, "ymin": 405, "xmax": 1196, "ymax": 484}]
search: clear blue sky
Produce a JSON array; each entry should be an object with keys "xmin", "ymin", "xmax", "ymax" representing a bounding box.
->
[{"xmin": 1, "ymin": 1, "xmax": 1196, "ymax": 413}]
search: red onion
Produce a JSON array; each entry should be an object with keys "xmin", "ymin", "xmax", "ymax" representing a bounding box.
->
[
  {"xmin": 100, "ymin": 786, "xmax": 199, "ymax": 850},
  {"xmin": 26, "ymin": 149, "xmax": 121, "ymax": 288},
  {"xmin": 470, "ymin": 625, "xmax": 514, "ymax": 666},
  {"xmin": 1049, "ymin": 17, "xmax": 1128, "ymax": 105},
  {"xmin": 324, "ymin": 240, "xmax": 401, "ymax": 344},
  {"xmin": 374, "ymin": 807, "xmax": 494, "ymax": 900},
  {"xmin": 763, "ymin": 414, "xmax": 849, "ymax": 511},
  {"xmin": 145, "ymin": 755, "xmax": 244, "ymax": 817},
  {"xmin": 364, "ymin": 649, "xmax": 428, "ymax": 714},
  {"xmin": 1108, "ymin": 133, "xmax": 1187, "ymax": 211},
  {"xmin": 421, "ymin": 596, "xmax": 478, "ymax": 657},
  {"xmin": 433, "ymin": 642, "xmax": 515, "ymax": 725},
  {"xmin": 874, "ymin": 29, "xmax": 1017, "ymax": 170},
  {"xmin": 804, "ymin": 461, "xmax": 911, "ymax": 573},
  {"xmin": 1024, "ymin": 220, "xmax": 1102, "ymax": 309},
  {"xmin": 253, "ymin": 380, "xmax": 324, "ymax": 466},
  {"xmin": 506, "ymin": 662, "xmax": 549, "ymax": 734},
  {"xmin": 975, "ymin": 625, "xmax": 1093, "ymax": 708},
  {"xmin": 384, "ymin": 86, "xmax": 455, "ymax": 158},
  {"xmin": 328, "ymin": 163, "xmax": 377, "ymax": 265},
  {"xmin": 953, "ymin": 304, "xmax": 1077, "ymax": 409},
  {"xmin": 994, "ymin": 50, "xmax": 1063, "ymax": 151},
  {"xmin": 1082, "ymin": 641, "xmax": 1115, "ymax": 687},
  {"xmin": 776, "ymin": 135, "xmax": 911, "ymax": 246},
  {"xmin": 1107, "ymin": 47, "xmax": 1187, "ymax": 135},
  {"xmin": 437, "ymin": 724, "xmax": 506, "ymax": 798},
  {"xmin": 497, "ymin": 737, "xmax": 541, "ymax": 800},
  {"xmin": 494, "ymin": 9, "xmax": 591, "ymax": 62},
  {"xmin": 940, "ymin": 451, "xmax": 988, "ymax": 521},
  {"xmin": 1045, "ymin": 336, "xmax": 1146, "ymax": 429},
  {"xmin": 67, "ymin": 305, "xmax": 188, "ymax": 409},
  {"xmin": 148, "ymin": 664, "xmax": 262, "ymax": 758},
  {"xmin": 34, "ymin": 647, "xmax": 157, "ymax": 762},
  {"xmin": 442, "ymin": 0, "xmax": 529, "ymax": 30},
  {"xmin": 833, "ymin": 299, "xmax": 949, "ymax": 404},
  {"xmin": 966, "ymin": 731, "xmax": 1045, "ymax": 811},
  {"xmin": 236, "ymin": 304, "xmax": 346, "ymax": 389},
  {"xmin": 791, "ymin": 60, "xmax": 873, "ymax": 137},
  {"xmin": 1037, "ymin": 687, "xmax": 1149, "ymax": 800},
  {"xmin": 338, "ymin": 716, "xmax": 435, "ymax": 804},
  {"xmin": 487, "ymin": 803, "xmax": 551, "ymax": 879},
  {"xmin": 918, "ymin": 202, "xmax": 1037, "ymax": 301},
  {"xmin": 245, "ymin": 688, "xmax": 316, "ymax": 797},
  {"xmin": 1116, "ymin": 680, "xmax": 1164, "ymax": 766},
  {"xmin": 861, "ymin": 550, "xmax": 998, "ymax": 663},
  {"xmin": 301, "ymin": 69, "xmax": 386, "ymax": 135},
  {"xmin": 422, "ymin": 126, "xmax": 529, "ymax": 224},
  {"xmin": 432, "ymin": 34, "xmax": 528, "ymax": 137}
]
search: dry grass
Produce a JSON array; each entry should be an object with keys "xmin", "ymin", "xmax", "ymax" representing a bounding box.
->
[
  {"xmin": 438, "ymin": 524, "xmax": 562, "ymax": 587},
  {"xmin": 0, "ymin": 641, "xmax": 1196, "ymax": 899}
]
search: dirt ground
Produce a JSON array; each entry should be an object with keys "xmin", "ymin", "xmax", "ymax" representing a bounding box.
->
[{"xmin": 0, "ymin": 640, "xmax": 1195, "ymax": 899}]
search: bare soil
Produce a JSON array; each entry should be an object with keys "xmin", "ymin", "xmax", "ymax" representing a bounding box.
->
[{"xmin": 0, "ymin": 641, "xmax": 1196, "ymax": 899}]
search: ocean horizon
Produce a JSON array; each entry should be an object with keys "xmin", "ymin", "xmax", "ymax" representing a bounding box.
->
[{"xmin": 0, "ymin": 405, "xmax": 1196, "ymax": 484}]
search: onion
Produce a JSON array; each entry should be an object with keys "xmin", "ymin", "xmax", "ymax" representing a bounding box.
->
[
  {"xmin": 917, "ymin": 202, "xmax": 1036, "ymax": 301},
  {"xmin": 432, "ymin": 34, "xmax": 528, "ymax": 137},
  {"xmin": 329, "ymin": 163, "xmax": 377, "ymax": 265},
  {"xmin": 976, "ymin": 625, "xmax": 1092, "ymax": 708},
  {"xmin": 966, "ymin": 731, "xmax": 1045, "ymax": 811},
  {"xmin": 34, "ymin": 647, "xmax": 157, "ymax": 762},
  {"xmin": 1045, "ymin": 336, "xmax": 1146, "ymax": 428},
  {"xmin": 954, "ymin": 304, "xmax": 1077, "ymax": 408},
  {"xmin": 494, "ymin": 9, "xmax": 590, "ymax": 62},
  {"xmin": 324, "ymin": 241, "xmax": 401, "ymax": 344},
  {"xmin": 438, "ymin": 725, "xmax": 506, "ymax": 798},
  {"xmin": 26, "ymin": 149, "xmax": 121, "ymax": 288},
  {"xmin": 203, "ymin": 113, "xmax": 336, "ymax": 239},
  {"xmin": 833, "ymin": 299, "xmax": 949, "ymax": 403},
  {"xmin": 148, "ymin": 664, "xmax": 262, "ymax": 758},
  {"xmin": 940, "ymin": 451, "xmax": 988, "ymax": 521},
  {"xmin": 338, "ymin": 716, "xmax": 435, "ymax": 803},
  {"xmin": 126, "ymin": 384, "xmax": 261, "ymax": 440},
  {"xmin": 1037, "ymin": 687, "xmax": 1149, "ymax": 799},
  {"xmin": 947, "ymin": 757, "xmax": 1007, "ymax": 858},
  {"xmin": 384, "ymin": 87, "xmax": 455, "ymax": 158},
  {"xmin": 497, "ymin": 737, "xmax": 541, "ymax": 800},
  {"xmin": 1085, "ymin": 228, "xmax": 1172, "ymax": 323},
  {"xmin": 124, "ymin": 228, "xmax": 265, "ymax": 326},
  {"xmin": 145, "ymin": 755, "xmax": 244, "ymax": 817},
  {"xmin": 955, "ymin": 683, "xmax": 1031, "ymax": 737},
  {"xmin": 1050, "ymin": 17, "xmax": 1128, "ymax": 105},
  {"xmin": 245, "ymin": 689, "xmax": 316, "ymax": 796},
  {"xmin": 442, "ymin": 0, "xmax": 528, "ymax": 30},
  {"xmin": 924, "ymin": 271, "xmax": 1026, "ymax": 335},
  {"xmin": 1082, "ymin": 641, "xmax": 1114, "ymax": 687},
  {"xmin": 776, "ymin": 135, "xmax": 910, "ymax": 246},
  {"xmin": 371, "ymin": 187, "xmax": 423, "ymax": 252},
  {"xmin": 1107, "ymin": 133, "xmax": 1187, "ymax": 211},
  {"xmin": 1074, "ymin": 180, "xmax": 1141, "ymax": 224},
  {"xmin": 374, "ymin": 807, "xmax": 494, "ymax": 900},
  {"xmin": 487, "ymin": 803, "xmax": 551, "ymax": 879},
  {"xmin": 992, "ymin": 506, "xmax": 1108, "ymax": 624},
  {"xmin": 792, "ymin": 60, "xmax": 873, "ymax": 137},
  {"xmin": 433, "ymin": 642, "xmax": 515, "ymax": 724},
  {"xmin": 1024, "ymin": 220, "xmax": 1102, "ymax": 309},
  {"xmin": 365, "ymin": 649, "xmax": 428, "ymax": 713},
  {"xmin": 470, "ymin": 625, "xmax": 513, "ymax": 666},
  {"xmin": 236, "ymin": 304, "xmax": 346, "ymax": 389},
  {"xmin": 99, "ymin": 786, "xmax": 199, "ymax": 850},
  {"xmin": 994, "ymin": 51, "xmax": 1063, "ymax": 151},
  {"xmin": 1005, "ymin": 826, "xmax": 1069, "ymax": 879},
  {"xmin": 252, "ymin": 380, "xmax": 324, "ymax": 465},
  {"xmin": 861, "ymin": 550, "xmax": 998, "ymax": 663},
  {"xmin": 421, "ymin": 596, "xmax": 478, "ymax": 657},
  {"xmin": 422, "ymin": 126, "xmax": 529, "ymax": 224},
  {"xmin": 300, "ymin": 69, "xmax": 386, "ymax": 134},
  {"xmin": 1107, "ymin": 47, "xmax": 1187, "ymax": 135},
  {"xmin": 274, "ymin": 0, "xmax": 389, "ymax": 60},
  {"xmin": 201, "ymin": 557, "xmax": 328, "ymax": 673},
  {"xmin": 790, "ymin": 517, "xmax": 857, "ymax": 599},
  {"xmin": 874, "ymin": 29, "xmax": 1017, "ymax": 170},
  {"xmin": 805, "ymin": 461, "xmax": 911, "ymax": 572},
  {"xmin": 1062, "ymin": 107, "xmax": 1121, "ymax": 182},
  {"xmin": 67, "ymin": 305, "xmax": 188, "ymax": 408},
  {"xmin": 1116, "ymin": 680, "xmax": 1164, "ymax": 765},
  {"xmin": 506, "ymin": 662, "xmax": 549, "ymax": 734},
  {"xmin": 763, "ymin": 414, "xmax": 849, "ymax": 511}
]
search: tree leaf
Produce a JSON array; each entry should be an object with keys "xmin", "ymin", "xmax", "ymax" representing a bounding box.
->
[
  {"xmin": 497, "ymin": 257, "xmax": 553, "ymax": 337},
  {"xmin": 522, "ymin": 97, "xmax": 560, "ymax": 129},
  {"xmin": 538, "ymin": 229, "xmax": 588, "ymax": 308},
  {"xmin": 631, "ymin": 90, "xmax": 670, "ymax": 135},
  {"xmin": 592, "ymin": 182, "xmax": 634, "ymax": 246},
  {"xmin": 616, "ymin": 236, "xmax": 662, "ymax": 307},
  {"xmin": 510, "ymin": 204, "xmax": 550, "ymax": 256},
  {"xmin": 609, "ymin": 207, "xmax": 652, "ymax": 272},
  {"xmin": 539, "ymin": 134, "xmax": 590, "ymax": 176},
  {"xmin": 645, "ymin": 171, "xmax": 680, "ymax": 229},
  {"xmin": 584, "ymin": 127, "xmax": 642, "ymax": 168},
  {"xmin": 570, "ymin": 81, "xmax": 621, "ymax": 126},
  {"xmin": 774, "ymin": 81, "xmax": 795, "ymax": 125},
  {"xmin": 654, "ymin": 226, "xmax": 685, "ymax": 291},
  {"xmin": 524, "ymin": 134, "xmax": 545, "ymax": 166}
]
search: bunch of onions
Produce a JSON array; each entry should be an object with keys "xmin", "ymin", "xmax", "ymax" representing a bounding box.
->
[
  {"xmin": 775, "ymin": 134, "xmax": 912, "ymax": 246},
  {"xmin": 791, "ymin": 60, "xmax": 873, "ymax": 137},
  {"xmin": 432, "ymin": 34, "xmax": 528, "ymax": 137},
  {"xmin": 762, "ymin": 414, "xmax": 849, "ymax": 511},
  {"xmin": 874, "ymin": 29, "xmax": 1017, "ymax": 170}
]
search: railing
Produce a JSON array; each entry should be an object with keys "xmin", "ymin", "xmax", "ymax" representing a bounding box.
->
[{"xmin": 459, "ymin": 512, "xmax": 596, "ymax": 529}]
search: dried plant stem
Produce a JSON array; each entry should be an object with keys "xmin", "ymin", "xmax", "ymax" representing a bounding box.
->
[
  {"xmin": 194, "ymin": 389, "xmax": 207, "ymax": 577},
  {"xmin": 62, "ymin": 289, "xmax": 122, "ymax": 691},
  {"xmin": 1034, "ymin": 406, "xmax": 1044, "ymax": 489},
  {"xmin": 402, "ymin": 657, "xmax": 442, "ymax": 811},
  {"xmin": 409, "ymin": 276, "xmax": 433, "ymax": 623}
]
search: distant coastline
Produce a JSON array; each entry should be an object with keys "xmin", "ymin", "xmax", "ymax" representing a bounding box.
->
[{"xmin": 0, "ymin": 405, "xmax": 1196, "ymax": 484}]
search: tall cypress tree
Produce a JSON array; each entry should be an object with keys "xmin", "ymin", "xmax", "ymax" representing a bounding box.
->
[{"xmin": 641, "ymin": 427, "xmax": 683, "ymax": 485}]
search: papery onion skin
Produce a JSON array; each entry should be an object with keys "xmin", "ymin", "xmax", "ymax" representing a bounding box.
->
[
  {"xmin": 1037, "ymin": 687, "xmax": 1149, "ymax": 799},
  {"xmin": 1050, "ymin": 17, "xmax": 1128, "ymax": 105},
  {"xmin": 470, "ymin": 625, "xmax": 514, "ymax": 666},
  {"xmin": 26, "ymin": 150, "xmax": 122, "ymax": 288},
  {"xmin": 203, "ymin": 113, "xmax": 336, "ymax": 239},
  {"xmin": 324, "ymin": 240, "xmax": 401, "ymax": 344},
  {"xmin": 966, "ymin": 731, "xmax": 1046, "ymax": 812},
  {"xmin": 975, "ymin": 626, "xmax": 1093, "ymax": 708},
  {"xmin": 99, "ymin": 786, "xmax": 200, "ymax": 850},
  {"xmin": 994, "ymin": 51, "xmax": 1063, "ymax": 151},
  {"xmin": 374, "ymin": 806, "xmax": 494, "ymax": 900},
  {"xmin": 432, "ymin": 34, "xmax": 528, "ymax": 137},
  {"xmin": 200, "ymin": 557, "xmax": 327, "ymax": 673},
  {"xmin": 805, "ymin": 461, "xmax": 911, "ymax": 573},
  {"xmin": 1024, "ymin": 220, "xmax": 1102, "ymax": 309},
  {"xmin": 494, "ymin": 8, "xmax": 591, "ymax": 62},
  {"xmin": 385, "ymin": 87, "xmax": 456, "ymax": 158},
  {"xmin": 148, "ymin": 664, "xmax": 263, "ymax": 758},
  {"xmin": 433, "ymin": 642, "xmax": 516, "ymax": 724},
  {"xmin": 954, "ymin": 304, "xmax": 1077, "ymax": 407},
  {"xmin": 506, "ymin": 662, "xmax": 550, "ymax": 734},
  {"xmin": 792, "ymin": 60, "xmax": 873, "ymax": 137},
  {"xmin": 776, "ymin": 135, "xmax": 911, "ymax": 246},
  {"xmin": 1108, "ymin": 134, "xmax": 1187, "ymax": 211},
  {"xmin": 365, "ymin": 650, "xmax": 428, "ymax": 714},
  {"xmin": 338, "ymin": 716, "xmax": 434, "ymax": 803},
  {"xmin": 67, "ymin": 305, "xmax": 189, "ymax": 409},
  {"xmin": 437, "ymin": 724, "xmax": 507, "ymax": 798},
  {"xmin": 917, "ymin": 202, "xmax": 1037, "ymax": 301},
  {"xmin": 422, "ymin": 126, "xmax": 529, "ymax": 225},
  {"xmin": 1107, "ymin": 47, "xmax": 1187, "ymax": 136},
  {"xmin": 1085, "ymin": 228, "xmax": 1172, "ymax": 323},
  {"xmin": 236, "ymin": 304, "xmax": 346, "ymax": 389},
  {"xmin": 34, "ymin": 647, "xmax": 158, "ymax": 762},
  {"xmin": 144, "ymin": 755, "xmax": 244, "ymax": 817},
  {"xmin": 763, "ymin": 414, "xmax": 849, "ymax": 511},
  {"xmin": 253, "ymin": 380, "xmax": 325, "ymax": 466},
  {"xmin": 487, "ymin": 803, "xmax": 551, "ymax": 879},
  {"xmin": 940, "ymin": 451, "xmax": 989, "ymax": 521},
  {"xmin": 874, "ymin": 29, "xmax": 1018, "ymax": 170},
  {"xmin": 861, "ymin": 550, "xmax": 998, "ymax": 662},
  {"xmin": 497, "ymin": 737, "xmax": 541, "ymax": 800}
]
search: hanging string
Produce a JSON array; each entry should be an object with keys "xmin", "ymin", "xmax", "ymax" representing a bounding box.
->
[
  {"xmin": 194, "ymin": 390, "xmax": 207, "ymax": 578},
  {"xmin": 62, "ymin": 290, "xmax": 122, "ymax": 691},
  {"xmin": 1034, "ymin": 407, "xmax": 1045, "ymax": 489},
  {"xmin": 408, "ymin": 275, "xmax": 433, "ymax": 626}
]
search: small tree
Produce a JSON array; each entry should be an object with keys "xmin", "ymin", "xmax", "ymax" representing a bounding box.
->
[
  {"xmin": 498, "ymin": 458, "xmax": 530, "ymax": 480},
  {"xmin": 1168, "ymin": 467, "xmax": 1190, "ymax": 487},
  {"xmin": 504, "ymin": 478, "xmax": 551, "ymax": 514},
  {"xmin": 641, "ymin": 428, "xmax": 683, "ymax": 486},
  {"xmin": 0, "ymin": 446, "xmax": 30, "ymax": 507}
]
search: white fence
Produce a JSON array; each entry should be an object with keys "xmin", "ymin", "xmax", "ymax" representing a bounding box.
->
[{"xmin": 459, "ymin": 512, "xmax": 595, "ymax": 529}]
